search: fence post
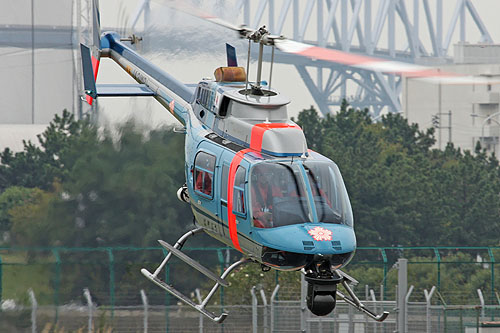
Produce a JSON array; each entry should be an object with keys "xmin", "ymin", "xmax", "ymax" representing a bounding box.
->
[
  {"xmin": 28, "ymin": 288, "xmax": 37, "ymax": 333},
  {"xmin": 52, "ymin": 248, "xmax": 61, "ymax": 322},
  {"xmin": 300, "ymin": 273, "xmax": 307, "ymax": 333},
  {"xmin": 477, "ymin": 289, "xmax": 485, "ymax": 322},
  {"xmin": 424, "ymin": 286, "xmax": 436, "ymax": 333},
  {"xmin": 488, "ymin": 248, "xmax": 495, "ymax": 309},
  {"xmin": 84, "ymin": 288, "xmax": 93, "ymax": 333},
  {"xmin": 433, "ymin": 248, "xmax": 441, "ymax": 294},
  {"xmin": 270, "ymin": 284, "xmax": 280, "ymax": 333},
  {"xmin": 141, "ymin": 289, "xmax": 148, "ymax": 333},
  {"xmin": 405, "ymin": 285, "xmax": 414, "ymax": 333},
  {"xmin": 381, "ymin": 249, "xmax": 388, "ymax": 300},
  {"xmin": 370, "ymin": 289, "xmax": 378, "ymax": 333},
  {"xmin": 161, "ymin": 245, "xmax": 169, "ymax": 333},
  {"xmin": 0, "ymin": 254, "xmax": 2, "ymax": 304},
  {"xmin": 217, "ymin": 249, "xmax": 225, "ymax": 308},
  {"xmin": 397, "ymin": 258, "xmax": 408, "ymax": 333},
  {"xmin": 348, "ymin": 293, "xmax": 354, "ymax": 333},
  {"xmin": 195, "ymin": 289, "xmax": 203, "ymax": 333},
  {"xmin": 260, "ymin": 288, "xmax": 268, "ymax": 333},
  {"xmin": 107, "ymin": 248, "xmax": 115, "ymax": 316},
  {"xmin": 251, "ymin": 287, "xmax": 258, "ymax": 333}
]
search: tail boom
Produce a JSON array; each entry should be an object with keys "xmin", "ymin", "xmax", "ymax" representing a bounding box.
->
[{"xmin": 99, "ymin": 32, "xmax": 193, "ymax": 125}]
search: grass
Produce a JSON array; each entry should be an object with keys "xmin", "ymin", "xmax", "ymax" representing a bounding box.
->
[{"xmin": 0, "ymin": 251, "xmax": 54, "ymax": 305}]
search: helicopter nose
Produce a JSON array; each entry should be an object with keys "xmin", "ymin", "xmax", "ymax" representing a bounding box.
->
[
  {"xmin": 302, "ymin": 224, "xmax": 356, "ymax": 254},
  {"xmin": 253, "ymin": 223, "xmax": 356, "ymax": 255}
]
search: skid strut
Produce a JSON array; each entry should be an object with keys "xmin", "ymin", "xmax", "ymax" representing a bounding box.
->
[
  {"xmin": 336, "ymin": 270, "xmax": 389, "ymax": 322},
  {"xmin": 141, "ymin": 228, "xmax": 250, "ymax": 323}
]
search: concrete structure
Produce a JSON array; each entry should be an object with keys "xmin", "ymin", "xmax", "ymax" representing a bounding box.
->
[{"xmin": 404, "ymin": 43, "xmax": 500, "ymax": 154}]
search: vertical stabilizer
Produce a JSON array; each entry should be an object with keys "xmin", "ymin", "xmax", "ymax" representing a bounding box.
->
[{"xmin": 226, "ymin": 43, "xmax": 238, "ymax": 67}]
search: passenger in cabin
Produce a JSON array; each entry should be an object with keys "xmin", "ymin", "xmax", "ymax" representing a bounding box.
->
[
  {"xmin": 195, "ymin": 171, "xmax": 212, "ymax": 196},
  {"xmin": 251, "ymin": 165, "xmax": 282, "ymax": 228}
]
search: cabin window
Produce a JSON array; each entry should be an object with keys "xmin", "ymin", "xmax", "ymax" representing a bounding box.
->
[
  {"xmin": 221, "ymin": 164, "xmax": 229, "ymax": 202},
  {"xmin": 194, "ymin": 151, "xmax": 216, "ymax": 198},
  {"xmin": 218, "ymin": 97, "xmax": 230, "ymax": 117},
  {"xmin": 233, "ymin": 166, "xmax": 246, "ymax": 215},
  {"xmin": 197, "ymin": 87, "xmax": 213, "ymax": 111}
]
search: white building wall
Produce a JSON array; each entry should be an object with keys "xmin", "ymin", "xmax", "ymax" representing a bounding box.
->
[{"xmin": 404, "ymin": 45, "xmax": 500, "ymax": 154}]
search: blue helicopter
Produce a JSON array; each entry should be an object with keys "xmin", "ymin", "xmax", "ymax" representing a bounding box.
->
[{"xmin": 80, "ymin": 0, "xmax": 389, "ymax": 323}]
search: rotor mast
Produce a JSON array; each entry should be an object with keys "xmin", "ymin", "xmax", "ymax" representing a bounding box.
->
[{"xmin": 242, "ymin": 25, "xmax": 281, "ymax": 95}]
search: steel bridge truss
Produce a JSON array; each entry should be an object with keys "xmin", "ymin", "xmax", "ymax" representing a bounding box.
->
[{"xmin": 231, "ymin": 0, "xmax": 494, "ymax": 116}]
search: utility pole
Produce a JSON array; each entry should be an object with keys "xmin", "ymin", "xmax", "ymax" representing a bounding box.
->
[
  {"xmin": 432, "ymin": 111, "xmax": 452, "ymax": 149},
  {"xmin": 397, "ymin": 258, "xmax": 408, "ymax": 333}
]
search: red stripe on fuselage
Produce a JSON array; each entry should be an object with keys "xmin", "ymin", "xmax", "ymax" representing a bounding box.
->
[
  {"xmin": 227, "ymin": 148, "xmax": 252, "ymax": 252},
  {"xmin": 250, "ymin": 123, "xmax": 300, "ymax": 152},
  {"xmin": 86, "ymin": 56, "xmax": 100, "ymax": 105}
]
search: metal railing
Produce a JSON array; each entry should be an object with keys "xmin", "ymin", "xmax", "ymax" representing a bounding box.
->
[{"xmin": 6, "ymin": 286, "xmax": 500, "ymax": 332}]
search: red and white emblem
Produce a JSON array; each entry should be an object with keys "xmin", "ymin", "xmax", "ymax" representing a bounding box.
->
[
  {"xmin": 169, "ymin": 99, "xmax": 175, "ymax": 114},
  {"xmin": 308, "ymin": 227, "xmax": 332, "ymax": 241}
]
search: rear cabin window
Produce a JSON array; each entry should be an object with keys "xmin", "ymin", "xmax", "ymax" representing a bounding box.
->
[
  {"xmin": 194, "ymin": 151, "xmax": 216, "ymax": 198},
  {"xmin": 233, "ymin": 166, "xmax": 246, "ymax": 215},
  {"xmin": 197, "ymin": 87, "xmax": 213, "ymax": 110}
]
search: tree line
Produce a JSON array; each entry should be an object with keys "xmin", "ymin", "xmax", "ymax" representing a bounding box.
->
[
  {"xmin": 0, "ymin": 105, "xmax": 499, "ymax": 304},
  {"xmin": 294, "ymin": 101, "xmax": 500, "ymax": 247}
]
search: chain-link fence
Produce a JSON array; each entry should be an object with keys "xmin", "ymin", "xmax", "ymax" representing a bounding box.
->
[
  {"xmin": 1, "ymin": 247, "xmax": 500, "ymax": 332},
  {"xmin": 3, "ymin": 289, "xmax": 500, "ymax": 332}
]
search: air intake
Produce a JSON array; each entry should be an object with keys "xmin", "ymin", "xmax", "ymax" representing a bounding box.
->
[
  {"xmin": 331, "ymin": 241, "xmax": 342, "ymax": 251},
  {"xmin": 302, "ymin": 240, "xmax": 315, "ymax": 251}
]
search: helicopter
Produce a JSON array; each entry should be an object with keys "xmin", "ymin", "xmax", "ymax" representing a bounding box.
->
[{"xmin": 79, "ymin": 0, "xmax": 500, "ymax": 324}]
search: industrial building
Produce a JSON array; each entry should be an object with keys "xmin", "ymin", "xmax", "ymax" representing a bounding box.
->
[{"xmin": 404, "ymin": 43, "xmax": 500, "ymax": 154}]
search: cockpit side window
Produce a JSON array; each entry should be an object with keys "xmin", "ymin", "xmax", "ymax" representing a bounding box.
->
[
  {"xmin": 194, "ymin": 151, "xmax": 216, "ymax": 199},
  {"xmin": 232, "ymin": 166, "xmax": 246, "ymax": 215}
]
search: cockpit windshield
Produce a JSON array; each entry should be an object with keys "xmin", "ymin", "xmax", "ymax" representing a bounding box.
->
[
  {"xmin": 303, "ymin": 161, "xmax": 353, "ymax": 226},
  {"xmin": 250, "ymin": 160, "xmax": 353, "ymax": 228}
]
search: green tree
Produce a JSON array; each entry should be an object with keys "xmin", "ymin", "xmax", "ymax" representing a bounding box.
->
[
  {"xmin": 0, "ymin": 186, "xmax": 44, "ymax": 243},
  {"xmin": 294, "ymin": 102, "xmax": 500, "ymax": 247},
  {"xmin": 0, "ymin": 110, "xmax": 95, "ymax": 191}
]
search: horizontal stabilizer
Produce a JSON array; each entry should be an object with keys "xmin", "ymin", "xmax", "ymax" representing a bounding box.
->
[
  {"xmin": 158, "ymin": 240, "xmax": 229, "ymax": 287},
  {"xmin": 95, "ymin": 84, "xmax": 156, "ymax": 97}
]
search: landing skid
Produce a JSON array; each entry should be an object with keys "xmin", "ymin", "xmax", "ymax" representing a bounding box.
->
[
  {"xmin": 336, "ymin": 269, "xmax": 389, "ymax": 322},
  {"xmin": 141, "ymin": 228, "xmax": 251, "ymax": 323}
]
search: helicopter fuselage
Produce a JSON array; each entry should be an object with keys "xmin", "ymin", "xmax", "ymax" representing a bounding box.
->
[
  {"xmin": 99, "ymin": 31, "xmax": 357, "ymax": 272},
  {"xmin": 185, "ymin": 79, "xmax": 356, "ymax": 272}
]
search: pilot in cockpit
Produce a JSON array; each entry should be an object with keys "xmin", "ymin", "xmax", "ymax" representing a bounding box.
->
[{"xmin": 251, "ymin": 165, "xmax": 282, "ymax": 228}]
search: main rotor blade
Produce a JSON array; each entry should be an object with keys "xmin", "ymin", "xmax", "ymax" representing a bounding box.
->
[
  {"xmin": 160, "ymin": 0, "xmax": 248, "ymax": 35},
  {"xmin": 274, "ymin": 39, "xmax": 499, "ymax": 85},
  {"xmin": 160, "ymin": 0, "xmax": 499, "ymax": 85}
]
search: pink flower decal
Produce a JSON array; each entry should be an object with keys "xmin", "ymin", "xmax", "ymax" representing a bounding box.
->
[{"xmin": 308, "ymin": 227, "xmax": 332, "ymax": 241}]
